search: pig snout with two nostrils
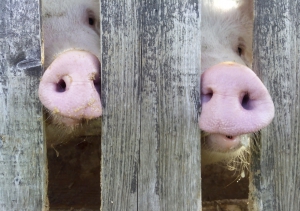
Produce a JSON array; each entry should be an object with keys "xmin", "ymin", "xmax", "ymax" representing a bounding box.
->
[
  {"xmin": 200, "ymin": 63, "xmax": 274, "ymax": 153},
  {"xmin": 200, "ymin": 0, "xmax": 275, "ymax": 165},
  {"xmin": 39, "ymin": 0, "xmax": 101, "ymax": 127}
]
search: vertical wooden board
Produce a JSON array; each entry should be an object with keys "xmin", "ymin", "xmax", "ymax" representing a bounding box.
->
[
  {"xmin": 100, "ymin": 1, "xmax": 140, "ymax": 211},
  {"xmin": 139, "ymin": 1, "xmax": 201, "ymax": 210},
  {"xmin": 250, "ymin": 0, "xmax": 300, "ymax": 210},
  {"xmin": 0, "ymin": 0, "xmax": 46, "ymax": 211}
]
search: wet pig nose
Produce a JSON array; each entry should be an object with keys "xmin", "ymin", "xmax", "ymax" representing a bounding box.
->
[
  {"xmin": 199, "ymin": 62, "xmax": 274, "ymax": 136},
  {"xmin": 38, "ymin": 50, "xmax": 102, "ymax": 124}
]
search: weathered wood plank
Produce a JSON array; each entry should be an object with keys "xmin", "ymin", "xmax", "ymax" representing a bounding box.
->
[
  {"xmin": 0, "ymin": 0, "xmax": 47, "ymax": 211},
  {"xmin": 100, "ymin": 1, "xmax": 140, "ymax": 210},
  {"xmin": 139, "ymin": 1, "xmax": 201, "ymax": 210},
  {"xmin": 250, "ymin": 0, "xmax": 300, "ymax": 210},
  {"xmin": 101, "ymin": 1, "xmax": 201, "ymax": 210}
]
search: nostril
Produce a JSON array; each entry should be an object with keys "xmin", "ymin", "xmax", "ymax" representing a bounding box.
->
[
  {"xmin": 93, "ymin": 76, "xmax": 101, "ymax": 94},
  {"xmin": 226, "ymin": 135, "xmax": 233, "ymax": 140},
  {"xmin": 202, "ymin": 89, "xmax": 213, "ymax": 103},
  {"xmin": 241, "ymin": 93, "xmax": 252, "ymax": 110},
  {"xmin": 56, "ymin": 79, "xmax": 66, "ymax": 92}
]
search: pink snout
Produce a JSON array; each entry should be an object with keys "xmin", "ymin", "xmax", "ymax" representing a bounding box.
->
[
  {"xmin": 199, "ymin": 62, "xmax": 274, "ymax": 137},
  {"xmin": 39, "ymin": 50, "xmax": 102, "ymax": 126}
]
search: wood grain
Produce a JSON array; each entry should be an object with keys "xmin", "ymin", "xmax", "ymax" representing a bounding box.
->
[
  {"xmin": 250, "ymin": 0, "xmax": 300, "ymax": 210},
  {"xmin": 100, "ymin": 1, "xmax": 201, "ymax": 210},
  {"xmin": 100, "ymin": 1, "xmax": 141, "ymax": 210},
  {"xmin": 0, "ymin": 0, "xmax": 47, "ymax": 210},
  {"xmin": 139, "ymin": 1, "xmax": 201, "ymax": 210}
]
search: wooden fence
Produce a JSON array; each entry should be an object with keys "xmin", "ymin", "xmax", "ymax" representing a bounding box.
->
[
  {"xmin": 0, "ymin": 0, "xmax": 47, "ymax": 210},
  {"xmin": 0, "ymin": 0, "xmax": 299, "ymax": 210},
  {"xmin": 250, "ymin": 0, "xmax": 300, "ymax": 210}
]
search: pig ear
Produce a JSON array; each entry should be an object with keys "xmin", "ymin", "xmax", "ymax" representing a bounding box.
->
[{"xmin": 238, "ymin": 0, "xmax": 254, "ymax": 19}]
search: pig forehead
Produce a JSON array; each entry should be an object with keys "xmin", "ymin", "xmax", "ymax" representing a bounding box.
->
[
  {"xmin": 201, "ymin": 24, "xmax": 248, "ymax": 54},
  {"xmin": 42, "ymin": 0, "xmax": 99, "ymax": 17},
  {"xmin": 201, "ymin": 1, "xmax": 252, "ymax": 32},
  {"xmin": 201, "ymin": 8, "xmax": 252, "ymax": 48},
  {"xmin": 202, "ymin": 15, "xmax": 249, "ymax": 37},
  {"xmin": 42, "ymin": 1, "xmax": 101, "ymax": 68}
]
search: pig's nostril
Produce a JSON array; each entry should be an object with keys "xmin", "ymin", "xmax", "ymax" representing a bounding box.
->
[
  {"xmin": 56, "ymin": 79, "xmax": 67, "ymax": 92},
  {"xmin": 226, "ymin": 135, "xmax": 233, "ymax": 140},
  {"xmin": 93, "ymin": 77, "xmax": 101, "ymax": 94},
  {"xmin": 241, "ymin": 93, "xmax": 252, "ymax": 110},
  {"xmin": 202, "ymin": 89, "xmax": 213, "ymax": 103}
]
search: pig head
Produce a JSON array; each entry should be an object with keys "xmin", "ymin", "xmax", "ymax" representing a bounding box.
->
[
  {"xmin": 200, "ymin": 0, "xmax": 274, "ymax": 165},
  {"xmin": 39, "ymin": 0, "xmax": 101, "ymax": 127}
]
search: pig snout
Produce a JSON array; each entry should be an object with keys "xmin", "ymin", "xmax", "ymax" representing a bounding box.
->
[
  {"xmin": 199, "ymin": 62, "xmax": 274, "ymax": 150},
  {"xmin": 39, "ymin": 50, "xmax": 102, "ymax": 126}
]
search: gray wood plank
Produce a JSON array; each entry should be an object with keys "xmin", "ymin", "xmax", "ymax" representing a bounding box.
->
[
  {"xmin": 100, "ymin": 1, "xmax": 141, "ymax": 210},
  {"xmin": 100, "ymin": 1, "xmax": 201, "ymax": 210},
  {"xmin": 0, "ymin": 0, "xmax": 47, "ymax": 210},
  {"xmin": 250, "ymin": 0, "xmax": 300, "ymax": 210},
  {"xmin": 139, "ymin": 1, "xmax": 201, "ymax": 210}
]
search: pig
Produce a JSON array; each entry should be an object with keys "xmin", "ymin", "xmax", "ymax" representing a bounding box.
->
[
  {"xmin": 39, "ymin": 0, "xmax": 102, "ymax": 145},
  {"xmin": 40, "ymin": 0, "xmax": 274, "ymax": 172},
  {"xmin": 200, "ymin": 0, "xmax": 274, "ymax": 169},
  {"xmin": 40, "ymin": 0, "xmax": 102, "ymax": 207}
]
